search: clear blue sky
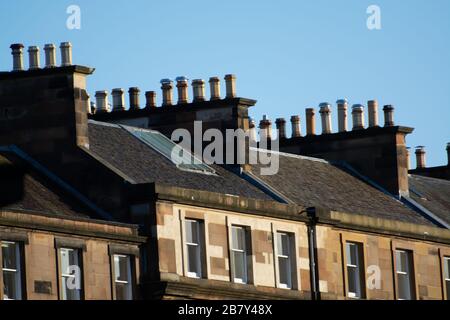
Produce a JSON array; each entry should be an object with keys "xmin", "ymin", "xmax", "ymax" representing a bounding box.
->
[{"xmin": 1, "ymin": 0, "xmax": 449, "ymax": 167}]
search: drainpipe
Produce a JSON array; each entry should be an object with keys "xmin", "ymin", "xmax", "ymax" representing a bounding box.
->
[{"xmin": 305, "ymin": 207, "xmax": 320, "ymax": 300}]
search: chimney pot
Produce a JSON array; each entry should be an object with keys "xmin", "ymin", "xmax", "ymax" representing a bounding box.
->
[
  {"xmin": 275, "ymin": 118, "xmax": 287, "ymax": 139},
  {"xmin": 128, "ymin": 87, "xmax": 141, "ymax": 110},
  {"xmin": 415, "ymin": 146, "xmax": 426, "ymax": 169},
  {"xmin": 259, "ymin": 115, "xmax": 272, "ymax": 141},
  {"xmin": 383, "ymin": 105, "xmax": 395, "ymax": 127},
  {"xmin": 336, "ymin": 99, "xmax": 348, "ymax": 132},
  {"xmin": 95, "ymin": 90, "xmax": 109, "ymax": 113},
  {"xmin": 27, "ymin": 46, "xmax": 40, "ymax": 70},
  {"xmin": 368, "ymin": 100, "xmax": 379, "ymax": 127},
  {"xmin": 160, "ymin": 79, "xmax": 174, "ymax": 106},
  {"xmin": 145, "ymin": 91, "xmax": 157, "ymax": 109},
  {"xmin": 59, "ymin": 42, "xmax": 72, "ymax": 66},
  {"xmin": 290, "ymin": 115, "xmax": 301, "ymax": 138},
  {"xmin": 176, "ymin": 76, "xmax": 189, "ymax": 104},
  {"xmin": 319, "ymin": 102, "xmax": 332, "ymax": 134},
  {"xmin": 44, "ymin": 44, "xmax": 57, "ymax": 68},
  {"xmin": 305, "ymin": 108, "xmax": 316, "ymax": 135},
  {"xmin": 111, "ymin": 88, "xmax": 125, "ymax": 111},
  {"xmin": 209, "ymin": 77, "xmax": 221, "ymax": 100},
  {"xmin": 351, "ymin": 104, "xmax": 365, "ymax": 130},
  {"xmin": 224, "ymin": 74, "xmax": 237, "ymax": 98},
  {"xmin": 10, "ymin": 43, "xmax": 24, "ymax": 71},
  {"xmin": 192, "ymin": 79, "xmax": 206, "ymax": 102},
  {"xmin": 249, "ymin": 119, "xmax": 257, "ymax": 143}
]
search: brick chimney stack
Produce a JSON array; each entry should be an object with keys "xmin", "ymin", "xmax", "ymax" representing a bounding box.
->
[
  {"xmin": 224, "ymin": 74, "xmax": 236, "ymax": 98},
  {"xmin": 275, "ymin": 118, "xmax": 286, "ymax": 139},
  {"xmin": 319, "ymin": 102, "xmax": 332, "ymax": 134},
  {"xmin": 145, "ymin": 91, "xmax": 156, "ymax": 109},
  {"xmin": 305, "ymin": 108, "xmax": 316, "ymax": 136},
  {"xmin": 27, "ymin": 46, "xmax": 40, "ymax": 70},
  {"xmin": 161, "ymin": 79, "xmax": 173, "ymax": 106},
  {"xmin": 337, "ymin": 99, "xmax": 348, "ymax": 132},
  {"xmin": 59, "ymin": 42, "xmax": 72, "ymax": 67},
  {"xmin": 415, "ymin": 146, "xmax": 426, "ymax": 169},
  {"xmin": 368, "ymin": 100, "xmax": 379, "ymax": 127},
  {"xmin": 10, "ymin": 44, "xmax": 24, "ymax": 72},
  {"xmin": 352, "ymin": 104, "xmax": 365, "ymax": 130},
  {"xmin": 192, "ymin": 79, "xmax": 206, "ymax": 102},
  {"xmin": 111, "ymin": 88, "xmax": 125, "ymax": 112},
  {"xmin": 290, "ymin": 115, "xmax": 301, "ymax": 138},
  {"xmin": 44, "ymin": 44, "xmax": 57, "ymax": 68},
  {"xmin": 176, "ymin": 76, "xmax": 189, "ymax": 104},
  {"xmin": 209, "ymin": 77, "xmax": 221, "ymax": 100},
  {"xmin": 128, "ymin": 87, "xmax": 140, "ymax": 110},
  {"xmin": 383, "ymin": 105, "xmax": 395, "ymax": 127}
]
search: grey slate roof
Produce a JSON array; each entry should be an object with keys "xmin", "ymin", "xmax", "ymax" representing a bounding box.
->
[
  {"xmin": 409, "ymin": 174, "xmax": 450, "ymax": 226},
  {"xmin": 251, "ymin": 150, "xmax": 433, "ymax": 226},
  {"xmin": 87, "ymin": 121, "xmax": 273, "ymax": 201}
]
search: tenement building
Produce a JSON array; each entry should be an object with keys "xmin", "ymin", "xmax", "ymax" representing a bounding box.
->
[{"xmin": 1, "ymin": 42, "xmax": 449, "ymax": 300}]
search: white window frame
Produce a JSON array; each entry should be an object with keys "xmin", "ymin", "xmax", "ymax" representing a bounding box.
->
[
  {"xmin": 345, "ymin": 242, "xmax": 365, "ymax": 299},
  {"xmin": 395, "ymin": 249, "xmax": 415, "ymax": 300},
  {"xmin": 59, "ymin": 247, "xmax": 82, "ymax": 300},
  {"xmin": 184, "ymin": 219, "xmax": 203, "ymax": 279},
  {"xmin": 276, "ymin": 232, "xmax": 293, "ymax": 289},
  {"xmin": 230, "ymin": 226, "xmax": 249, "ymax": 284},
  {"xmin": 1, "ymin": 241, "xmax": 23, "ymax": 300},
  {"xmin": 113, "ymin": 254, "xmax": 133, "ymax": 300}
]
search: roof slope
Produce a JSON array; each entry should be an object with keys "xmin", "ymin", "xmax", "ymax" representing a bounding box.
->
[
  {"xmin": 0, "ymin": 153, "xmax": 91, "ymax": 218},
  {"xmin": 251, "ymin": 150, "xmax": 433, "ymax": 226},
  {"xmin": 87, "ymin": 121, "xmax": 273, "ymax": 201},
  {"xmin": 409, "ymin": 174, "xmax": 450, "ymax": 226}
]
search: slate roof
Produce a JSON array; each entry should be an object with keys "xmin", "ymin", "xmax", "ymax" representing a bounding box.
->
[
  {"xmin": 409, "ymin": 174, "xmax": 450, "ymax": 226},
  {"xmin": 0, "ymin": 153, "xmax": 91, "ymax": 218},
  {"xmin": 87, "ymin": 121, "xmax": 273, "ymax": 201},
  {"xmin": 250, "ymin": 150, "xmax": 433, "ymax": 226}
]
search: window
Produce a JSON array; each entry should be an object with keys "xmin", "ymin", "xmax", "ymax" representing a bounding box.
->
[
  {"xmin": 185, "ymin": 219, "xmax": 205, "ymax": 278},
  {"xmin": 444, "ymin": 257, "xmax": 450, "ymax": 300},
  {"xmin": 346, "ymin": 242, "xmax": 365, "ymax": 299},
  {"xmin": 113, "ymin": 254, "xmax": 133, "ymax": 300},
  {"xmin": 1, "ymin": 241, "xmax": 23, "ymax": 300},
  {"xmin": 59, "ymin": 248, "xmax": 83, "ymax": 300},
  {"xmin": 230, "ymin": 226, "xmax": 251, "ymax": 284},
  {"xmin": 395, "ymin": 250, "xmax": 415, "ymax": 300},
  {"xmin": 276, "ymin": 232, "xmax": 295, "ymax": 289}
]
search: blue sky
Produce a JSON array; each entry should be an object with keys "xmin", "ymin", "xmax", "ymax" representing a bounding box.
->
[{"xmin": 1, "ymin": 0, "xmax": 449, "ymax": 166}]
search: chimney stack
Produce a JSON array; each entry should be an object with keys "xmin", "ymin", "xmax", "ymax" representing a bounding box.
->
[
  {"xmin": 111, "ymin": 88, "xmax": 125, "ymax": 111},
  {"xmin": 44, "ymin": 44, "xmax": 57, "ymax": 68},
  {"xmin": 176, "ymin": 76, "xmax": 189, "ymax": 104},
  {"xmin": 415, "ymin": 146, "xmax": 426, "ymax": 169},
  {"xmin": 406, "ymin": 147, "xmax": 411, "ymax": 170},
  {"xmin": 319, "ymin": 102, "xmax": 332, "ymax": 134},
  {"xmin": 290, "ymin": 115, "xmax": 301, "ymax": 138},
  {"xmin": 209, "ymin": 77, "xmax": 221, "ymax": 100},
  {"xmin": 259, "ymin": 115, "xmax": 272, "ymax": 141},
  {"xmin": 95, "ymin": 91, "xmax": 109, "ymax": 113},
  {"xmin": 305, "ymin": 108, "xmax": 316, "ymax": 135},
  {"xmin": 145, "ymin": 91, "xmax": 157, "ymax": 109},
  {"xmin": 337, "ymin": 99, "xmax": 348, "ymax": 133},
  {"xmin": 10, "ymin": 43, "xmax": 24, "ymax": 72},
  {"xmin": 59, "ymin": 42, "xmax": 72, "ymax": 67},
  {"xmin": 351, "ymin": 104, "xmax": 365, "ymax": 130},
  {"xmin": 275, "ymin": 118, "xmax": 287, "ymax": 139},
  {"xmin": 447, "ymin": 143, "xmax": 450, "ymax": 166},
  {"xmin": 27, "ymin": 46, "xmax": 40, "ymax": 70},
  {"xmin": 383, "ymin": 105, "xmax": 395, "ymax": 127},
  {"xmin": 161, "ymin": 79, "xmax": 174, "ymax": 106},
  {"xmin": 192, "ymin": 79, "xmax": 206, "ymax": 102},
  {"xmin": 129, "ymin": 87, "xmax": 140, "ymax": 110},
  {"xmin": 368, "ymin": 100, "xmax": 379, "ymax": 127},
  {"xmin": 224, "ymin": 74, "xmax": 236, "ymax": 98}
]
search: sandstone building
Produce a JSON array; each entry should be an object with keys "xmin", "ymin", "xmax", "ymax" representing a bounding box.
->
[{"xmin": 1, "ymin": 42, "xmax": 449, "ymax": 300}]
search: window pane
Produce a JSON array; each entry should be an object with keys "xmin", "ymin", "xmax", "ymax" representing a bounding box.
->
[
  {"xmin": 396, "ymin": 250, "xmax": 408, "ymax": 273},
  {"xmin": 444, "ymin": 258, "xmax": 450, "ymax": 279},
  {"xmin": 446, "ymin": 280, "xmax": 450, "ymax": 301},
  {"xmin": 277, "ymin": 233, "xmax": 289, "ymax": 256},
  {"xmin": 232, "ymin": 227, "xmax": 245, "ymax": 251},
  {"xmin": 398, "ymin": 273, "xmax": 412, "ymax": 300},
  {"xmin": 2, "ymin": 242, "xmax": 18, "ymax": 270},
  {"xmin": 2, "ymin": 242, "xmax": 22, "ymax": 300},
  {"xmin": 116, "ymin": 282, "xmax": 131, "ymax": 300},
  {"xmin": 3, "ymin": 271, "xmax": 20, "ymax": 300},
  {"xmin": 232, "ymin": 250, "xmax": 246, "ymax": 283},
  {"xmin": 346, "ymin": 242, "xmax": 364, "ymax": 298},
  {"xmin": 113, "ymin": 255, "xmax": 132, "ymax": 300},
  {"xmin": 187, "ymin": 244, "xmax": 201, "ymax": 277},
  {"xmin": 60, "ymin": 248, "xmax": 82, "ymax": 300},
  {"xmin": 346, "ymin": 243, "xmax": 358, "ymax": 266},
  {"xmin": 278, "ymin": 257, "xmax": 291, "ymax": 288},
  {"xmin": 347, "ymin": 266, "xmax": 361, "ymax": 298},
  {"xmin": 185, "ymin": 220, "xmax": 199, "ymax": 244}
]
